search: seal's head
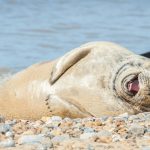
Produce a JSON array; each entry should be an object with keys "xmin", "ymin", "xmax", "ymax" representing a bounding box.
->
[{"xmin": 113, "ymin": 59, "xmax": 150, "ymax": 113}]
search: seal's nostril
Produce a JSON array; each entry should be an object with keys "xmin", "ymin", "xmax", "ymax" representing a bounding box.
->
[{"xmin": 127, "ymin": 77, "xmax": 139, "ymax": 95}]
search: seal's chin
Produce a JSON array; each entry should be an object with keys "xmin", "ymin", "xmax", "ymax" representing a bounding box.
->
[{"xmin": 127, "ymin": 76, "xmax": 139, "ymax": 95}]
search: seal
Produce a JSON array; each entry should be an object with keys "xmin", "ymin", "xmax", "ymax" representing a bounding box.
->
[
  {"xmin": 0, "ymin": 42, "xmax": 150, "ymax": 119},
  {"xmin": 142, "ymin": 52, "xmax": 150, "ymax": 58}
]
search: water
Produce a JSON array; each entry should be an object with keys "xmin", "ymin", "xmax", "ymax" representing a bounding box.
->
[{"xmin": 0, "ymin": 0, "xmax": 150, "ymax": 72}]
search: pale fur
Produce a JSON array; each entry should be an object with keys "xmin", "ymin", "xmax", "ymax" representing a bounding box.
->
[{"xmin": 0, "ymin": 41, "xmax": 150, "ymax": 120}]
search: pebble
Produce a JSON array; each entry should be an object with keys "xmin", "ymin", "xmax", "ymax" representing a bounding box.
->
[
  {"xmin": 0, "ymin": 139, "xmax": 15, "ymax": 148},
  {"xmin": 83, "ymin": 127, "xmax": 95, "ymax": 133},
  {"xmin": 80, "ymin": 133, "xmax": 96, "ymax": 140},
  {"xmin": 5, "ymin": 131, "xmax": 14, "ymax": 137},
  {"xmin": 128, "ymin": 123, "xmax": 145, "ymax": 136},
  {"xmin": 18, "ymin": 134, "xmax": 45, "ymax": 145},
  {"xmin": 128, "ymin": 115, "xmax": 139, "ymax": 121},
  {"xmin": 51, "ymin": 134, "xmax": 70, "ymax": 144},
  {"xmin": 0, "ymin": 112, "xmax": 150, "ymax": 149},
  {"xmin": 37, "ymin": 144, "xmax": 48, "ymax": 150},
  {"xmin": 141, "ymin": 146, "xmax": 150, "ymax": 150},
  {"xmin": 93, "ymin": 130, "xmax": 112, "ymax": 143},
  {"xmin": 112, "ymin": 134, "xmax": 121, "ymax": 142},
  {"xmin": 0, "ymin": 123, "xmax": 11, "ymax": 133},
  {"xmin": 45, "ymin": 116, "xmax": 62, "ymax": 124},
  {"xmin": 51, "ymin": 116, "xmax": 62, "ymax": 122},
  {"xmin": 41, "ymin": 137, "xmax": 53, "ymax": 148}
]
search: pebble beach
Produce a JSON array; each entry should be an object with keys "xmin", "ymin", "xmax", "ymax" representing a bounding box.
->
[{"xmin": 0, "ymin": 113, "xmax": 150, "ymax": 150}]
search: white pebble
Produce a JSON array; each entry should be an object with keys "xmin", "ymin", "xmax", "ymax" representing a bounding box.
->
[
  {"xmin": 0, "ymin": 139, "xmax": 15, "ymax": 148},
  {"xmin": 18, "ymin": 134, "xmax": 45, "ymax": 145}
]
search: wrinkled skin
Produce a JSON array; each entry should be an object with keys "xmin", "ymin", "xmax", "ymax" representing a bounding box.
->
[{"xmin": 0, "ymin": 42, "xmax": 150, "ymax": 120}]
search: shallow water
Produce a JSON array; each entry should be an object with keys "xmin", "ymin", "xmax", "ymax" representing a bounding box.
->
[{"xmin": 0, "ymin": 0, "xmax": 150, "ymax": 72}]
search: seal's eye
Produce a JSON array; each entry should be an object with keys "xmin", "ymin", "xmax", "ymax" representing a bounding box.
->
[{"xmin": 127, "ymin": 76, "xmax": 139, "ymax": 95}]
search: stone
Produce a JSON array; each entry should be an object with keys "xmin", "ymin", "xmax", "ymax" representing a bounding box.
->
[
  {"xmin": 97, "ymin": 130, "xmax": 112, "ymax": 137},
  {"xmin": 93, "ymin": 130, "xmax": 112, "ymax": 143},
  {"xmin": 37, "ymin": 144, "xmax": 48, "ymax": 150},
  {"xmin": 87, "ymin": 144, "xmax": 95, "ymax": 150},
  {"xmin": 100, "ymin": 116, "xmax": 108, "ymax": 122},
  {"xmin": 128, "ymin": 124, "xmax": 145, "ymax": 136},
  {"xmin": 5, "ymin": 120, "xmax": 17, "ymax": 126},
  {"xmin": 51, "ymin": 134, "xmax": 70, "ymax": 144},
  {"xmin": 83, "ymin": 127, "xmax": 95, "ymax": 133},
  {"xmin": 141, "ymin": 146, "xmax": 150, "ymax": 150},
  {"xmin": 128, "ymin": 115, "xmax": 139, "ymax": 121},
  {"xmin": 80, "ymin": 133, "xmax": 95, "ymax": 140},
  {"xmin": 5, "ymin": 131, "xmax": 14, "ymax": 138},
  {"xmin": 40, "ymin": 137, "xmax": 53, "ymax": 148},
  {"xmin": 51, "ymin": 116, "xmax": 62, "ymax": 122},
  {"xmin": 18, "ymin": 134, "xmax": 45, "ymax": 145},
  {"xmin": 45, "ymin": 116, "xmax": 62, "ymax": 125},
  {"xmin": 41, "ymin": 127, "xmax": 50, "ymax": 134},
  {"xmin": 0, "ymin": 139, "xmax": 15, "ymax": 148},
  {"xmin": 51, "ymin": 128, "xmax": 62, "ymax": 136},
  {"xmin": 112, "ymin": 134, "xmax": 121, "ymax": 142},
  {"xmin": 0, "ymin": 123, "xmax": 11, "ymax": 133}
]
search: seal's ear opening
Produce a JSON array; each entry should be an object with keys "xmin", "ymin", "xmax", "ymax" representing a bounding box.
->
[{"xmin": 50, "ymin": 46, "xmax": 92, "ymax": 85}]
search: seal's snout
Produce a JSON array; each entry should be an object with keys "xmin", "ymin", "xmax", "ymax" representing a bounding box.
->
[{"xmin": 127, "ymin": 76, "xmax": 139, "ymax": 95}]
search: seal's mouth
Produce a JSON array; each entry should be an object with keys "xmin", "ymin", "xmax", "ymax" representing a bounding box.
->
[{"xmin": 127, "ymin": 76, "xmax": 139, "ymax": 95}]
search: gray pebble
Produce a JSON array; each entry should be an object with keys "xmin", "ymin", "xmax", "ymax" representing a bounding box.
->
[
  {"xmin": 0, "ymin": 139, "xmax": 15, "ymax": 148},
  {"xmin": 97, "ymin": 130, "xmax": 112, "ymax": 137},
  {"xmin": 128, "ymin": 124, "xmax": 145, "ymax": 136},
  {"xmin": 83, "ymin": 127, "xmax": 95, "ymax": 133},
  {"xmin": 100, "ymin": 116, "xmax": 108, "ymax": 122},
  {"xmin": 63, "ymin": 117, "xmax": 72, "ymax": 122},
  {"xmin": 0, "ymin": 123, "xmax": 11, "ymax": 133},
  {"xmin": 80, "ymin": 133, "xmax": 95, "ymax": 140},
  {"xmin": 145, "ymin": 114, "xmax": 150, "ymax": 120},
  {"xmin": 37, "ymin": 144, "xmax": 48, "ymax": 150},
  {"xmin": 46, "ymin": 116, "xmax": 62, "ymax": 124},
  {"xmin": 5, "ymin": 131, "xmax": 14, "ymax": 137},
  {"xmin": 145, "ymin": 128, "xmax": 150, "ymax": 133},
  {"xmin": 73, "ymin": 118, "xmax": 82, "ymax": 123},
  {"xmin": 41, "ymin": 127, "xmax": 50, "ymax": 134},
  {"xmin": 141, "ymin": 146, "xmax": 150, "ymax": 150},
  {"xmin": 51, "ymin": 116, "xmax": 62, "ymax": 121},
  {"xmin": 112, "ymin": 134, "xmax": 121, "ymax": 142},
  {"xmin": 51, "ymin": 134, "xmax": 70, "ymax": 143},
  {"xmin": 87, "ymin": 144, "xmax": 95, "ymax": 150},
  {"xmin": 41, "ymin": 137, "xmax": 53, "ymax": 148},
  {"xmin": 5, "ymin": 120, "xmax": 17, "ymax": 126},
  {"xmin": 18, "ymin": 134, "xmax": 45, "ymax": 145},
  {"xmin": 45, "ymin": 116, "xmax": 62, "ymax": 128},
  {"xmin": 128, "ymin": 115, "xmax": 139, "ymax": 121}
]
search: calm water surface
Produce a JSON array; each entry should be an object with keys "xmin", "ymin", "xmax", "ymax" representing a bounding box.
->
[{"xmin": 0, "ymin": 0, "xmax": 150, "ymax": 72}]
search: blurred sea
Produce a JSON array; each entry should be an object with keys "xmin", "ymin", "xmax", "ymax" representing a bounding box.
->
[{"xmin": 0, "ymin": 0, "xmax": 150, "ymax": 73}]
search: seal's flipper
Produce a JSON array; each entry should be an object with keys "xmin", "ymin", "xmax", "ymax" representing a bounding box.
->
[{"xmin": 50, "ymin": 45, "xmax": 94, "ymax": 84}]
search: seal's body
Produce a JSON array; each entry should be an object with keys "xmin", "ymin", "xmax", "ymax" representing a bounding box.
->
[{"xmin": 0, "ymin": 42, "xmax": 150, "ymax": 119}]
